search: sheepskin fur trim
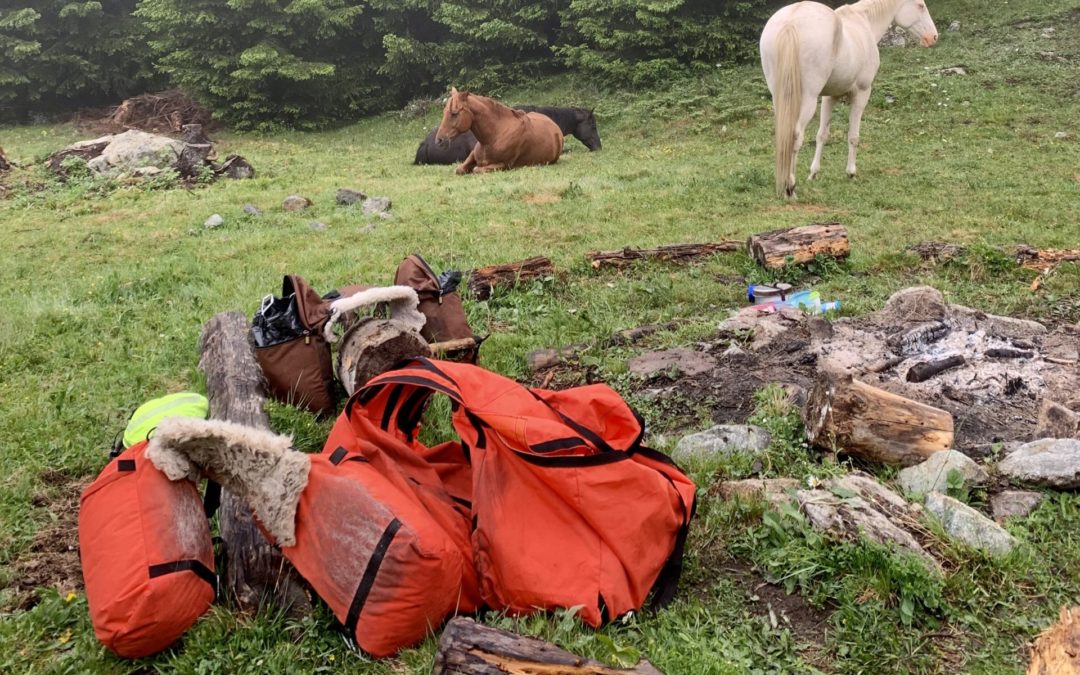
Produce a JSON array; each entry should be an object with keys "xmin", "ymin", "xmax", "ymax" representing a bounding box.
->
[
  {"xmin": 147, "ymin": 417, "xmax": 310, "ymax": 546},
  {"xmin": 324, "ymin": 285, "xmax": 425, "ymax": 343}
]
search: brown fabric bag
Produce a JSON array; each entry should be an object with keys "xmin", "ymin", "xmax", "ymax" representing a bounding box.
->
[
  {"xmin": 254, "ymin": 275, "xmax": 338, "ymax": 417},
  {"xmin": 394, "ymin": 255, "xmax": 475, "ymax": 345}
]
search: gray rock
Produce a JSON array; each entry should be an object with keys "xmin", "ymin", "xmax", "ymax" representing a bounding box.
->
[
  {"xmin": 806, "ymin": 315, "xmax": 833, "ymax": 340},
  {"xmin": 362, "ymin": 196, "xmax": 392, "ymax": 214},
  {"xmin": 91, "ymin": 130, "xmax": 185, "ymax": 175},
  {"xmin": 628, "ymin": 348, "xmax": 716, "ymax": 378},
  {"xmin": 673, "ymin": 424, "xmax": 771, "ymax": 461},
  {"xmin": 990, "ymin": 490, "xmax": 1043, "ymax": 521},
  {"xmin": 282, "ymin": 195, "xmax": 312, "ymax": 211},
  {"xmin": 336, "ymin": 188, "xmax": 367, "ymax": 205},
  {"xmin": 308, "ymin": 221, "xmax": 328, "ymax": 231},
  {"xmin": 1041, "ymin": 27, "xmax": 1055, "ymax": 38},
  {"xmin": 998, "ymin": 438, "xmax": 1080, "ymax": 488},
  {"xmin": 1055, "ymin": 131, "xmax": 1072, "ymax": 140},
  {"xmin": 940, "ymin": 66, "xmax": 967, "ymax": 76},
  {"xmin": 924, "ymin": 492, "xmax": 1016, "ymax": 556},
  {"xmin": 203, "ymin": 214, "xmax": 224, "ymax": 229},
  {"xmin": 947, "ymin": 20, "xmax": 960, "ymax": 31},
  {"xmin": 133, "ymin": 166, "xmax": 163, "ymax": 178},
  {"xmin": 242, "ymin": 204, "xmax": 263, "ymax": 217},
  {"xmin": 1035, "ymin": 399, "xmax": 1080, "ymax": 440},
  {"xmin": 878, "ymin": 26, "xmax": 907, "ymax": 48},
  {"xmin": 898, "ymin": 450, "xmax": 988, "ymax": 497},
  {"xmin": 881, "ymin": 286, "xmax": 947, "ymax": 324}
]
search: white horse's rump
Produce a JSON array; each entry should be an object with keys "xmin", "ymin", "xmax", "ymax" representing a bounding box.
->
[{"xmin": 760, "ymin": 0, "xmax": 938, "ymax": 198}]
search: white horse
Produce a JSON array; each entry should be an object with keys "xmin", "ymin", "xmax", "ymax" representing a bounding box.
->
[{"xmin": 760, "ymin": 0, "xmax": 938, "ymax": 198}]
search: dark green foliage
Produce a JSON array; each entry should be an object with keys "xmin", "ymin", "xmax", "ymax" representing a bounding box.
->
[
  {"xmin": 373, "ymin": 0, "xmax": 566, "ymax": 96},
  {"xmin": 557, "ymin": 0, "xmax": 783, "ymax": 86},
  {"xmin": 135, "ymin": 0, "xmax": 388, "ymax": 130},
  {"xmin": 0, "ymin": 1, "xmax": 155, "ymax": 121}
]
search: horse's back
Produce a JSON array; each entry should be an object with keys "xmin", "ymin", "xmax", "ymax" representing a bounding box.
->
[
  {"xmin": 519, "ymin": 112, "xmax": 563, "ymax": 165},
  {"xmin": 760, "ymin": 1, "xmax": 840, "ymax": 90}
]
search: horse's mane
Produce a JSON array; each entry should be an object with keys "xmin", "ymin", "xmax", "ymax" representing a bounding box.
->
[{"xmin": 842, "ymin": 0, "xmax": 902, "ymax": 25}]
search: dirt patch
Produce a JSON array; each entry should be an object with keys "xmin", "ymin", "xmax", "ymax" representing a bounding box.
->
[
  {"xmin": 761, "ymin": 202, "xmax": 842, "ymax": 215},
  {"xmin": 522, "ymin": 192, "xmax": 561, "ymax": 205},
  {"xmin": 2, "ymin": 474, "xmax": 87, "ymax": 611}
]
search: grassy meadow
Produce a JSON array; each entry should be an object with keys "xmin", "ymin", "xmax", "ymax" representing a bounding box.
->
[{"xmin": 1, "ymin": 0, "xmax": 1078, "ymax": 672}]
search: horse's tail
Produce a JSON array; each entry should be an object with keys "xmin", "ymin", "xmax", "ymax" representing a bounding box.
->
[{"xmin": 772, "ymin": 24, "xmax": 802, "ymax": 198}]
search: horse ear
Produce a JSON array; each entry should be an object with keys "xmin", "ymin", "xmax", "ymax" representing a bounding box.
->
[
  {"xmin": 460, "ymin": 90, "xmax": 470, "ymax": 100},
  {"xmin": 450, "ymin": 86, "xmax": 459, "ymax": 97}
]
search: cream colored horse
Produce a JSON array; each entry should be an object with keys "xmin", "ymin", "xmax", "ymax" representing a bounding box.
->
[{"xmin": 760, "ymin": 0, "xmax": 938, "ymax": 197}]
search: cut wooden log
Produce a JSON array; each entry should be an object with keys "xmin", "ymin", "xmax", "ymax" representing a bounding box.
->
[
  {"xmin": 586, "ymin": 242, "xmax": 741, "ymax": 269},
  {"xmin": 1015, "ymin": 245, "xmax": 1080, "ymax": 270},
  {"xmin": 433, "ymin": 617, "xmax": 664, "ymax": 675},
  {"xmin": 336, "ymin": 318, "xmax": 431, "ymax": 396},
  {"xmin": 906, "ymin": 240, "xmax": 967, "ymax": 261},
  {"xmin": 746, "ymin": 223, "xmax": 850, "ymax": 269},
  {"xmin": 45, "ymin": 138, "xmax": 112, "ymax": 175},
  {"xmin": 1029, "ymin": 606, "xmax": 1080, "ymax": 675},
  {"xmin": 905, "ymin": 354, "xmax": 966, "ymax": 383},
  {"xmin": 527, "ymin": 344, "xmax": 589, "ymax": 372},
  {"xmin": 466, "ymin": 256, "xmax": 554, "ymax": 300},
  {"xmin": 802, "ymin": 371, "xmax": 954, "ymax": 466},
  {"xmin": 199, "ymin": 311, "xmax": 311, "ymax": 615}
]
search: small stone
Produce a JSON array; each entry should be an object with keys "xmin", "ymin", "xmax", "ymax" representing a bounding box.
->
[
  {"xmin": 878, "ymin": 26, "xmax": 907, "ymax": 48},
  {"xmin": 947, "ymin": 20, "xmax": 960, "ymax": 32},
  {"xmin": 308, "ymin": 221, "xmax": 328, "ymax": 231},
  {"xmin": 282, "ymin": 195, "xmax": 312, "ymax": 211},
  {"xmin": 1041, "ymin": 27, "xmax": 1055, "ymax": 38},
  {"xmin": 1035, "ymin": 399, "xmax": 1080, "ymax": 440},
  {"xmin": 990, "ymin": 490, "xmax": 1043, "ymax": 521},
  {"xmin": 242, "ymin": 204, "xmax": 263, "ymax": 217},
  {"xmin": 359, "ymin": 223, "xmax": 378, "ymax": 234},
  {"xmin": 881, "ymin": 286, "xmax": 947, "ymax": 324},
  {"xmin": 806, "ymin": 315, "xmax": 834, "ymax": 340},
  {"xmin": 673, "ymin": 424, "xmax": 772, "ymax": 462},
  {"xmin": 628, "ymin": 348, "xmax": 716, "ymax": 378},
  {"xmin": 1055, "ymin": 131, "xmax": 1072, "ymax": 140},
  {"xmin": 362, "ymin": 196, "xmax": 392, "ymax": 214},
  {"xmin": 336, "ymin": 188, "xmax": 367, "ymax": 205},
  {"xmin": 885, "ymin": 95, "xmax": 897, "ymax": 104},
  {"xmin": 133, "ymin": 166, "xmax": 162, "ymax": 177},
  {"xmin": 898, "ymin": 450, "xmax": 988, "ymax": 497},
  {"xmin": 940, "ymin": 66, "xmax": 967, "ymax": 76},
  {"xmin": 998, "ymin": 438, "xmax": 1080, "ymax": 488},
  {"xmin": 204, "ymin": 214, "xmax": 224, "ymax": 229},
  {"xmin": 924, "ymin": 493, "xmax": 1017, "ymax": 557}
]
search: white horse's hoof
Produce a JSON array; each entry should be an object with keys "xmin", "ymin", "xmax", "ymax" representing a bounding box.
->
[{"xmin": 808, "ymin": 170, "xmax": 819, "ymax": 181}]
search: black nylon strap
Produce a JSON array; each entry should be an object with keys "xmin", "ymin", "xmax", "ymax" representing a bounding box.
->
[
  {"xmin": 329, "ymin": 446, "xmax": 348, "ymax": 465},
  {"xmin": 526, "ymin": 391, "xmax": 617, "ymax": 455},
  {"xmin": 344, "ymin": 519, "xmax": 402, "ymax": 637},
  {"xmin": 203, "ymin": 480, "xmax": 222, "ymax": 518},
  {"xmin": 117, "ymin": 459, "xmax": 136, "ymax": 472},
  {"xmin": 380, "ymin": 385, "xmax": 404, "ymax": 431},
  {"xmin": 148, "ymin": 559, "xmax": 216, "ymax": 589}
]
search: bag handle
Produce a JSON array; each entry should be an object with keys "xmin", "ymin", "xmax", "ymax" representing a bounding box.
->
[{"xmin": 323, "ymin": 286, "xmax": 426, "ymax": 343}]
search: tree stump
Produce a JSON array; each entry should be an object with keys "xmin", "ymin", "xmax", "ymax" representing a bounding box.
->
[
  {"xmin": 466, "ymin": 256, "xmax": 555, "ymax": 300},
  {"xmin": 336, "ymin": 318, "xmax": 431, "ymax": 396},
  {"xmin": 802, "ymin": 371, "xmax": 954, "ymax": 466},
  {"xmin": 746, "ymin": 223, "xmax": 850, "ymax": 269},
  {"xmin": 434, "ymin": 617, "xmax": 664, "ymax": 674},
  {"xmin": 45, "ymin": 138, "xmax": 112, "ymax": 176},
  {"xmin": 586, "ymin": 242, "xmax": 741, "ymax": 269},
  {"xmin": 199, "ymin": 311, "xmax": 311, "ymax": 614},
  {"xmin": 0, "ymin": 146, "xmax": 11, "ymax": 172},
  {"xmin": 1029, "ymin": 606, "xmax": 1080, "ymax": 675}
]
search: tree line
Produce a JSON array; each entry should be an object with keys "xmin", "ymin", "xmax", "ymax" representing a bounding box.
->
[{"xmin": 0, "ymin": 0, "xmax": 785, "ymax": 129}]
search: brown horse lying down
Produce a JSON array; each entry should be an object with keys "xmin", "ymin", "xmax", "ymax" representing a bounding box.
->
[{"xmin": 436, "ymin": 87, "xmax": 563, "ymax": 174}]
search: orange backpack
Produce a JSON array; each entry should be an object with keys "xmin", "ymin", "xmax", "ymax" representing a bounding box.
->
[
  {"xmin": 78, "ymin": 441, "xmax": 215, "ymax": 658},
  {"xmin": 338, "ymin": 358, "xmax": 696, "ymax": 627}
]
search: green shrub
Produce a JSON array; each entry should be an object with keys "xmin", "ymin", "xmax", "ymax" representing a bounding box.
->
[{"xmin": 0, "ymin": 1, "xmax": 155, "ymax": 122}]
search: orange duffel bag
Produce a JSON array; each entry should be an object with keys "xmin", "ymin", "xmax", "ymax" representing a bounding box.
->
[
  {"xmin": 78, "ymin": 440, "xmax": 215, "ymax": 658},
  {"xmin": 343, "ymin": 358, "xmax": 696, "ymax": 626}
]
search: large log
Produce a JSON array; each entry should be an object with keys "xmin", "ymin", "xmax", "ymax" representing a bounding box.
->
[
  {"xmin": 467, "ymin": 256, "xmax": 555, "ymax": 300},
  {"xmin": 336, "ymin": 318, "xmax": 431, "ymax": 396},
  {"xmin": 747, "ymin": 223, "xmax": 850, "ymax": 269},
  {"xmin": 802, "ymin": 371, "xmax": 954, "ymax": 466},
  {"xmin": 433, "ymin": 617, "xmax": 664, "ymax": 675},
  {"xmin": 1029, "ymin": 606, "xmax": 1080, "ymax": 675},
  {"xmin": 199, "ymin": 311, "xmax": 311, "ymax": 614},
  {"xmin": 586, "ymin": 242, "xmax": 740, "ymax": 269}
]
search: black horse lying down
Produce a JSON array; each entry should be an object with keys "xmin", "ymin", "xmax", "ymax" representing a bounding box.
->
[{"xmin": 413, "ymin": 106, "xmax": 601, "ymax": 165}]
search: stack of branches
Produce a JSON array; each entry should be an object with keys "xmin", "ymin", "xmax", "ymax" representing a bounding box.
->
[{"xmin": 103, "ymin": 90, "xmax": 213, "ymax": 134}]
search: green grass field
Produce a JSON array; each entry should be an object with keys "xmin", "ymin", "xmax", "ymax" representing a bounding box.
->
[{"xmin": 1, "ymin": 0, "xmax": 1078, "ymax": 672}]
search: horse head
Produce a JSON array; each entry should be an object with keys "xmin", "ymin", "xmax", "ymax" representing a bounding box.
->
[
  {"xmin": 574, "ymin": 109, "xmax": 602, "ymax": 151},
  {"xmin": 437, "ymin": 87, "xmax": 473, "ymax": 144},
  {"xmin": 894, "ymin": 0, "xmax": 938, "ymax": 47}
]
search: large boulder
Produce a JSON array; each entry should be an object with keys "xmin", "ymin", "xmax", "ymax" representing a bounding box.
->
[
  {"xmin": 89, "ymin": 130, "xmax": 185, "ymax": 175},
  {"xmin": 897, "ymin": 450, "xmax": 988, "ymax": 498},
  {"xmin": 998, "ymin": 439, "xmax": 1080, "ymax": 488},
  {"xmin": 924, "ymin": 493, "xmax": 1016, "ymax": 557}
]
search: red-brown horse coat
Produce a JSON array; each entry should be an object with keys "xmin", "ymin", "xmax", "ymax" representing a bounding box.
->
[{"xmin": 436, "ymin": 87, "xmax": 563, "ymax": 174}]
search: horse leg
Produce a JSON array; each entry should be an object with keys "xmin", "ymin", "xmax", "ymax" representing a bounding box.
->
[
  {"xmin": 456, "ymin": 148, "xmax": 479, "ymax": 175},
  {"xmin": 473, "ymin": 163, "xmax": 507, "ymax": 174},
  {"xmin": 809, "ymin": 96, "xmax": 835, "ymax": 181},
  {"xmin": 788, "ymin": 97, "xmax": 818, "ymax": 197},
  {"xmin": 846, "ymin": 86, "xmax": 871, "ymax": 178}
]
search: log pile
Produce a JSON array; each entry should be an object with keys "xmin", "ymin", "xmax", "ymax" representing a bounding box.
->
[
  {"xmin": 104, "ymin": 90, "xmax": 213, "ymax": 134},
  {"xmin": 586, "ymin": 242, "xmax": 741, "ymax": 269},
  {"xmin": 747, "ymin": 223, "xmax": 850, "ymax": 269}
]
